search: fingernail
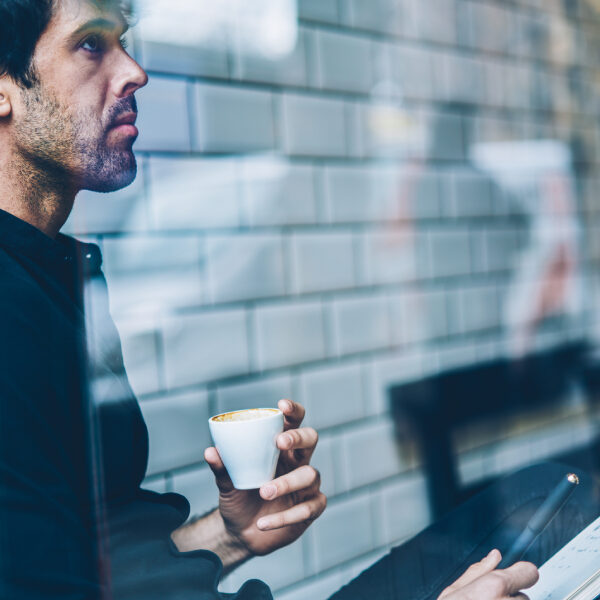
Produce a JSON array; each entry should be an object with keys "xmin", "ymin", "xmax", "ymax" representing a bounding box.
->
[
  {"xmin": 284, "ymin": 434, "xmax": 293, "ymax": 447},
  {"xmin": 262, "ymin": 485, "xmax": 277, "ymax": 499},
  {"xmin": 257, "ymin": 518, "xmax": 270, "ymax": 530},
  {"xmin": 282, "ymin": 399, "xmax": 292, "ymax": 411}
]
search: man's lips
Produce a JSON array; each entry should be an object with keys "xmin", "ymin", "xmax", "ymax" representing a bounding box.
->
[{"xmin": 109, "ymin": 112, "xmax": 138, "ymax": 137}]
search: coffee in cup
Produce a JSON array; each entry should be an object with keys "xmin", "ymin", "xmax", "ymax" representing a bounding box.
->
[{"xmin": 208, "ymin": 408, "xmax": 284, "ymax": 489}]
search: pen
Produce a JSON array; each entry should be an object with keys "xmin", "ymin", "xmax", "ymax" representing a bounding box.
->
[{"xmin": 498, "ymin": 472, "xmax": 579, "ymax": 569}]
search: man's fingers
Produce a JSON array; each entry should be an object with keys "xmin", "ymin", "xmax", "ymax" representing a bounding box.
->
[
  {"xmin": 256, "ymin": 492, "xmax": 327, "ymax": 530},
  {"xmin": 259, "ymin": 465, "xmax": 320, "ymax": 500},
  {"xmin": 279, "ymin": 399, "xmax": 305, "ymax": 430},
  {"xmin": 204, "ymin": 447, "xmax": 235, "ymax": 493},
  {"xmin": 277, "ymin": 427, "xmax": 318, "ymax": 456},
  {"xmin": 438, "ymin": 550, "xmax": 501, "ymax": 598},
  {"xmin": 496, "ymin": 561, "xmax": 539, "ymax": 594}
]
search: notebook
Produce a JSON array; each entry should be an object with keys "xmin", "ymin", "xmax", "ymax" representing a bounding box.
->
[{"xmin": 527, "ymin": 514, "xmax": 600, "ymax": 600}]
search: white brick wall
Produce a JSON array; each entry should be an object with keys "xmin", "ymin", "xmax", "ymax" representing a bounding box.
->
[
  {"xmin": 311, "ymin": 30, "xmax": 373, "ymax": 94},
  {"xmin": 136, "ymin": 77, "xmax": 191, "ymax": 152},
  {"xmin": 299, "ymin": 360, "xmax": 366, "ymax": 429},
  {"xmin": 281, "ymin": 93, "xmax": 347, "ymax": 157},
  {"xmin": 332, "ymin": 294, "xmax": 392, "ymax": 355},
  {"xmin": 254, "ymin": 300, "xmax": 327, "ymax": 370},
  {"xmin": 148, "ymin": 157, "xmax": 240, "ymax": 230},
  {"xmin": 290, "ymin": 231, "xmax": 356, "ymax": 293},
  {"xmin": 206, "ymin": 233, "xmax": 286, "ymax": 303},
  {"xmin": 193, "ymin": 83, "xmax": 276, "ymax": 153},
  {"xmin": 68, "ymin": 1, "xmax": 600, "ymax": 596},
  {"xmin": 162, "ymin": 309, "xmax": 249, "ymax": 388},
  {"xmin": 241, "ymin": 159, "xmax": 318, "ymax": 226},
  {"xmin": 140, "ymin": 389, "xmax": 210, "ymax": 475}
]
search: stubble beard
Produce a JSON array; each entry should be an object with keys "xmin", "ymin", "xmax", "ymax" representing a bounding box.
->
[{"xmin": 14, "ymin": 81, "xmax": 137, "ymax": 195}]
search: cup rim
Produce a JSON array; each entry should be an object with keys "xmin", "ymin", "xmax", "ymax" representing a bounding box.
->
[{"xmin": 209, "ymin": 407, "xmax": 283, "ymax": 424}]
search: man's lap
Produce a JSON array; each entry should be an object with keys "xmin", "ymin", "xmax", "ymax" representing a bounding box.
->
[{"xmin": 328, "ymin": 462, "xmax": 600, "ymax": 600}]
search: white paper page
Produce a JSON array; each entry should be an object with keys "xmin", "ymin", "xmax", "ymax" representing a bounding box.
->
[{"xmin": 527, "ymin": 515, "xmax": 600, "ymax": 600}]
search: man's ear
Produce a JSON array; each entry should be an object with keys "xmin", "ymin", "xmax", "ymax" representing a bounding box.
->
[{"xmin": 0, "ymin": 79, "xmax": 12, "ymax": 118}]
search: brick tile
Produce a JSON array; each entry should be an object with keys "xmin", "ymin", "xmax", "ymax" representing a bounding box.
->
[
  {"xmin": 411, "ymin": 0, "xmax": 456, "ymax": 44},
  {"xmin": 299, "ymin": 361, "xmax": 365, "ymax": 429},
  {"xmin": 459, "ymin": 286, "xmax": 500, "ymax": 333},
  {"xmin": 429, "ymin": 228, "xmax": 471, "ymax": 278},
  {"xmin": 308, "ymin": 493, "xmax": 375, "ymax": 571},
  {"xmin": 234, "ymin": 28, "xmax": 308, "ymax": 87},
  {"xmin": 341, "ymin": 419, "xmax": 408, "ymax": 488},
  {"xmin": 324, "ymin": 164, "xmax": 399, "ymax": 223},
  {"xmin": 241, "ymin": 158, "xmax": 317, "ymax": 225},
  {"xmin": 426, "ymin": 111, "xmax": 465, "ymax": 161},
  {"xmin": 298, "ymin": 0, "xmax": 339, "ymax": 24},
  {"xmin": 344, "ymin": 0, "xmax": 411, "ymax": 37},
  {"xmin": 162, "ymin": 309, "xmax": 249, "ymax": 387},
  {"xmin": 366, "ymin": 351, "xmax": 423, "ymax": 416},
  {"xmin": 193, "ymin": 83, "xmax": 275, "ymax": 152},
  {"xmin": 140, "ymin": 389, "xmax": 210, "ymax": 475},
  {"xmin": 215, "ymin": 374, "xmax": 293, "ymax": 414},
  {"xmin": 281, "ymin": 93, "xmax": 347, "ymax": 157},
  {"xmin": 309, "ymin": 433, "xmax": 339, "ymax": 498},
  {"xmin": 333, "ymin": 294, "xmax": 392, "ymax": 355},
  {"xmin": 439, "ymin": 53, "xmax": 486, "ymax": 105},
  {"xmin": 448, "ymin": 169, "xmax": 494, "ymax": 217},
  {"xmin": 484, "ymin": 228, "xmax": 520, "ymax": 272},
  {"xmin": 363, "ymin": 231, "xmax": 417, "ymax": 285},
  {"xmin": 139, "ymin": 40, "xmax": 229, "ymax": 78},
  {"xmin": 206, "ymin": 234, "xmax": 286, "ymax": 303},
  {"xmin": 464, "ymin": 2, "xmax": 514, "ymax": 54},
  {"xmin": 254, "ymin": 301, "xmax": 326, "ymax": 370},
  {"xmin": 148, "ymin": 157, "xmax": 240, "ymax": 230},
  {"xmin": 312, "ymin": 30, "xmax": 373, "ymax": 94},
  {"xmin": 380, "ymin": 472, "xmax": 431, "ymax": 544},
  {"xmin": 290, "ymin": 231, "xmax": 356, "ymax": 293},
  {"xmin": 390, "ymin": 289, "xmax": 448, "ymax": 345},
  {"xmin": 407, "ymin": 169, "xmax": 441, "ymax": 219},
  {"xmin": 389, "ymin": 44, "xmax": 435, "ymax": 101},
  {"xmin": 136, "ymin": 76, "xmax": 191, "ymax": 151},
  {"xmin": 102, "ymin": 235, "xmax": 205, "ymax": 313}
]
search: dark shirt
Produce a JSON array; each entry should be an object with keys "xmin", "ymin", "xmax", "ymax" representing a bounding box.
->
[{"xmin": 0, "ymin": 208, "xmax": 271, "ymax": 600}]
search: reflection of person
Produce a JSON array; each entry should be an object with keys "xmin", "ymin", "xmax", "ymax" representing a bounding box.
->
[{"xmin": 0, "ymin": 1, "xmax": 590, "ymax": 599}]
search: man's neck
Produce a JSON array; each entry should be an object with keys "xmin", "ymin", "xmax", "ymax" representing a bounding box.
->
[{"xmin": 0, "ymin": 153, "xmax": 76, "ymax": 239}]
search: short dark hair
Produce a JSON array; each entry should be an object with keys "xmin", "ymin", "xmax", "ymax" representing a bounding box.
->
[
  {"xmin": 0, "ymin": 0, "xmax": 134, "ymax": 89},
  {"xmin": 0, "ymin": 0, "xmax": 54, "ymax": 88}
]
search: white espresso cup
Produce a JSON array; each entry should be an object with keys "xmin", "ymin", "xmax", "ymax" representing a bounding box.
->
[{"xmin": 208, "ymin": 408, "xmax": 284, "ymax": 489}]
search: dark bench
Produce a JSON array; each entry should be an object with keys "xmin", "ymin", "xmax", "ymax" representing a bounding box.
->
[{"xmin": 389, "ymin": 341, "xmax": 600, "ymax": 519}]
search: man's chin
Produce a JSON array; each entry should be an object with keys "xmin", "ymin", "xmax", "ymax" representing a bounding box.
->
[{"xmin": 81, "ymin": 154, "xmax": 138, "ymax": 193}]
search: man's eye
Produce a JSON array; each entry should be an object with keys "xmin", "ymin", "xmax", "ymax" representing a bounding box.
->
[{"xmin": 81, "ymin": 34, "xmax": 104, "ymax": 53}]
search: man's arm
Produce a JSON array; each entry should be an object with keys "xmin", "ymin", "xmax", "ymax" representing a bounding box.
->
[
  {"xmin": 0, "ymin": 294, "xmax": 102, "ymax": 597},
  {"xmin": 171, "ymin": 400, "xmax": 326, "ymax": 573},
  {"xmin": 171, "ymin": 508, "xmax": 250, "ymax": 572}
]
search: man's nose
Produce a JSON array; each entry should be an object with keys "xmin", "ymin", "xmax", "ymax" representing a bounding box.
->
[{"xmin": 114, "ymin": 53, "xmax": 149, "ymax": 98}]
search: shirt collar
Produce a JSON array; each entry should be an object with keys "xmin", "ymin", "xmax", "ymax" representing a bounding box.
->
[{"xmin": 0, "ymin": 207, "xmax": 102, "ymax": 279}]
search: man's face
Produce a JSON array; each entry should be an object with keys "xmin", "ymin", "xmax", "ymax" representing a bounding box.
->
[{"xmin": 11, "ymin": 0, "xmax": 148, "ymax": 192}]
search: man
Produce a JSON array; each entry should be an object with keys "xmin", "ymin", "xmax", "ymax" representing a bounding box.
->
[{"xmin": 0, "ymin": 0, "xmax": 581, "ymax": 598}]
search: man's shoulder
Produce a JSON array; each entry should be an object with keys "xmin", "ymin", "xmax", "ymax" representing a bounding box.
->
[{"xmin": 0, "ymin": 247, "xmax": 53, "ymax": 321}]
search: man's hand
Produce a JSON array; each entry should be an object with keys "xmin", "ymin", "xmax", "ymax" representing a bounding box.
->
[
  {"xmin": 438, "ymin": 549, "xmax": 539, "ymax": 600},
  {"xmin": 172, "ymin": 399, "xmax": 326, "ymax": 570}
]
